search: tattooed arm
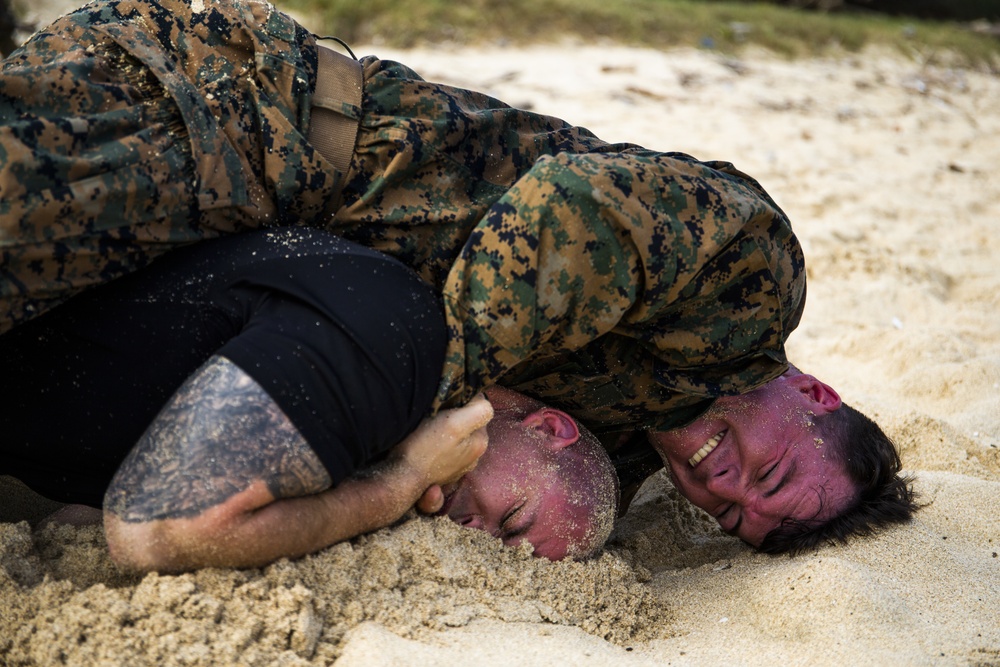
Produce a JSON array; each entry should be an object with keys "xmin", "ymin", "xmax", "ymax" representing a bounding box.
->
[{"xmin": 103, "ymin": 356, "xmax": 491, "ymax": 573}]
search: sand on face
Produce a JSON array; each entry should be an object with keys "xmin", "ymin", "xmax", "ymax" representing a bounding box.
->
[{"xmin": 2, "ymin": 34, "xmax": 1000, "ymax": 667}]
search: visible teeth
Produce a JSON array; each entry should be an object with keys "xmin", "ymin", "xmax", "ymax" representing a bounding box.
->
[{"xmin": 689, "ymin": 431, "xmax": 726, "ymax": 467}]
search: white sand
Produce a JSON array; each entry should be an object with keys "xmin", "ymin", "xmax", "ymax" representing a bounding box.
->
[
  {"xmin": 359, "ymin": 42, "xmax": 1000, "ymax": 666},
  {"xmin": 3, "ymin": 29, "xmax": 1000, "ymax": 667}
]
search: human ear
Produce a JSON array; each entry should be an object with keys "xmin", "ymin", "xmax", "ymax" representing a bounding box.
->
[
  {"xmin": 521, "ymin": 408, "xmax": 580, "ymax": 450},
  {"xmin": 790, "ymin": 375, "xmax": 842, "ymax": 414}
]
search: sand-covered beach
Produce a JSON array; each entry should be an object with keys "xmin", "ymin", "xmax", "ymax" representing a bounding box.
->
[{"xmin": 2, "ymin": 10, "xmax": 999, "ymax": 665}]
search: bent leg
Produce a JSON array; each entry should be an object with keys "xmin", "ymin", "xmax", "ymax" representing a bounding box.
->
[
  {"xmin": 1, "ymin": 0, "xmax": 339, "ymax": 334},
  {"xmin": 0, "ymin": 25, "xmax": 202, "ymax": 333}
]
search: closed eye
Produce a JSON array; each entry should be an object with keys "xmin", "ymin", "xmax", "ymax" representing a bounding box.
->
[
  {"xmin": 500, "ymin": 502, "xmax": 528, "ymax": 539},
  {"xmin": 763, "ymin": 460, "xmax": 796, "ymax": 499}
]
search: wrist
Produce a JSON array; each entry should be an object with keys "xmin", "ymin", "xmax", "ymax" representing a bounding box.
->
[{"xmin": 373, "ymin": 455, "xmax": 431, "ymax": 508}]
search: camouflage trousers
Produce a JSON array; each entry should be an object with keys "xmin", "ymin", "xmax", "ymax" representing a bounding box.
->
[{"xmin": 0, "ymin": 0, "xmax": 619, "ymax": 335}]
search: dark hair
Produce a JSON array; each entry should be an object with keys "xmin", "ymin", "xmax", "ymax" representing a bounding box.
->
[{"xmin": 758, "ymin": 402, "xmax": 918, "ymax": 555}]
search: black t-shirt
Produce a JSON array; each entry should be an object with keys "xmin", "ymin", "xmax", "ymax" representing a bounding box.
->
[{"xmin": 0, "ymin": 228, "xmax": 446, "ymax": 507}]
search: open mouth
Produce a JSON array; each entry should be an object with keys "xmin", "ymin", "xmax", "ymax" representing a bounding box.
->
[{"xmin": 688, "ymin": 429, "xmax": 727, "ymax": 467}]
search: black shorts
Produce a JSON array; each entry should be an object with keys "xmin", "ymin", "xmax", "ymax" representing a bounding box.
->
[{"xmin": 0, "ymin": 228, "xmax": 447, "ymax": 507}]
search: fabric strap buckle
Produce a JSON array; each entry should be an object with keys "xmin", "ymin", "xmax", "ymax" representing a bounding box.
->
[{"xmin": 308, "ymin": 44, "xmax": 363, "ymax": 181}]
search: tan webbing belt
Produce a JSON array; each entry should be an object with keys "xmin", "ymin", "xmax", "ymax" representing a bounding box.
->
[{"xmin": 308, "ymin": 44, "xmax": 363, "ymax": 185}]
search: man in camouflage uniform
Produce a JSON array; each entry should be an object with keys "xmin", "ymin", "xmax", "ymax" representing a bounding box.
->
[
  {"xmin": 1, "ymin": 0, "xmax": 800, "ymax": 423},
  {"xmin": 0, "ymin": 0, "xmax": 915, "ymax": 564}
]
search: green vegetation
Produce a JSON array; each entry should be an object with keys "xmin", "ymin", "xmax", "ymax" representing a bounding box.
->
[
  {"xmin": 279, "ymin": 0, "xmax": 1000, "ymax": 69},
  {"xmin": 709, "ymin": 0, "xmax": 998, "ymax": 23}
]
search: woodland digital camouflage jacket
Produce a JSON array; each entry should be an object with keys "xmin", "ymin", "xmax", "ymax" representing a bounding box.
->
[{"xmin": 0, "ymin": 0, "xmax": 806, "ymax": 441}]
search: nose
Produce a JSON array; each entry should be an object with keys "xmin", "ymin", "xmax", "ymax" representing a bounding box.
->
[
  {"xmin": 457, "ymin": 514, "xmax": 485, "ymax": 531},
  {"xmin": 703, "ymin": 464, "xmax": 749, "ymax": 502}
]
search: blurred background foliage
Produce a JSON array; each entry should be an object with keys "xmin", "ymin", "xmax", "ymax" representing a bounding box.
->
[
  {"xmin": 735, "ymin": 0, "xmax": 997, "ymax": 21},
  {"xmin": 282, "ymin": 0, "xmax": 999, "ymax": 67},
  {"xmin": 2, "ymin": 0, "xmax": 19, "ymax": 56},
  {"xmin": 3, "ymin": 0, "xmax": 999, "ymax": 67}
]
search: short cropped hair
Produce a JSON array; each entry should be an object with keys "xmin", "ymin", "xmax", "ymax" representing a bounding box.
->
[
  {"xmin": 565, "ymin": 417, "xmax": 620, "ymax": 559},
  {"xmin": 493, "ymin": 387, "xmax": 619, "ymax": 560},
  {"xmin": 758, "ymin": 402, "xmax": 918, "ymax": 555}
]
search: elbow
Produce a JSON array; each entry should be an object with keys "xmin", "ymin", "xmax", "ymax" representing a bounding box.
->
[
  {"xmin": 104, "ymin": 512, "xmax": 220, "ymax": 573},
  {"xmin": 103, "ymin": 482, "xmax": 274, "ymax": 572},
  {"xmin": 104, "ymin": 512, "xmax": 197, "ymax": 574},
  {"xmin": 104, "ymin": 512, "xmax": 169, "ymax": 573}
]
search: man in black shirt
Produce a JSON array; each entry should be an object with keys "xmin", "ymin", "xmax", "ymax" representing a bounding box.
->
[{"xmin": 1, "ymin": 228, "xmax": 618, "ymax": 570}]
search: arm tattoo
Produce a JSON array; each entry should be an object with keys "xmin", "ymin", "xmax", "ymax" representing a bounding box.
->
[{"xmin": 104, "ymin": 356, "xmax": 332, "ymax": 522}]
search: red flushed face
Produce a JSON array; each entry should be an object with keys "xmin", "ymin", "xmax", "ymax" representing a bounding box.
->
[
  {"xmin": 437, "ymin": 397, "xmax": 604, "ymax": 561},
  {"xmin": 649, "ymin": 373, "xmax": 857, "ymax": 546}
]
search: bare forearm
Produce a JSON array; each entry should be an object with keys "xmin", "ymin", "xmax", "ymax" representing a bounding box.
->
[{"xmin": 106, "ymin": 460, "xmax": 427, "ymax": 571}]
